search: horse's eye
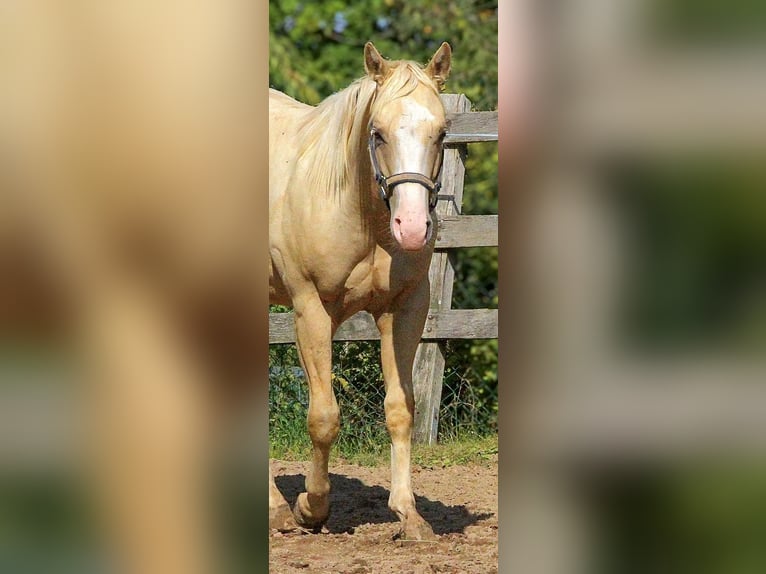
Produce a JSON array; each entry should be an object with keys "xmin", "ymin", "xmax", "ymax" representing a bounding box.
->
[{"xmin": 374, "ymin": 131, "xmax": 386, "ymax": 145}]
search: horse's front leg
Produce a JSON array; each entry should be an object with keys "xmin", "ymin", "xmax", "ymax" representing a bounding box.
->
[
  {"xmin": 292, "ymin": 293, "xmax": 338, "ymax": 530},
  {"xmin": 376, "ymin": 284, "xmax": 435, "ymax": 541}
]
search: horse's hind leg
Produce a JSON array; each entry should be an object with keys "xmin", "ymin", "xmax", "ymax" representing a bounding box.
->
[
  {"xmin": 291, "ymin": 294, "xmax": 338, "ymax": 529},
  {"xmin": 269, "ymin": 464, "xmax": 298, "ymax": 531},
  {"xmin": 376, "ymin": 284, "xmax": 435, "ymax": 541}
]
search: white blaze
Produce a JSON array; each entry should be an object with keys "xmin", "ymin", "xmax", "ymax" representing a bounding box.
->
[
  {"xmin": 389, "ymin": 99, "xmax": 436, "ymax": 251},
  {"xmin": 394, "ymin": 100, "xmax": 436, "ymax": 174}
]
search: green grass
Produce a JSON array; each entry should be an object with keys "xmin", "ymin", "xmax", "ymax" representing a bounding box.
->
[
  {"xmin": 270, "ymin": 433, "xmax": 498, "ymax": 468},
  {"xmin": 411, "ymin": 434, "xmax": 498, "ymax": 468}
]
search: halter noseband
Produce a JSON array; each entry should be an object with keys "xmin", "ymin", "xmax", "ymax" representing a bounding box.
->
[{"xmin": 368, "ymin": 127, "xmax": 443, "ymax": 211}]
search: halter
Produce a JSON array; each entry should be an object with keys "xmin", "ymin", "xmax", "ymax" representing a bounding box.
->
[{"xmin": 367, "ymin": 126, "xmax": 443, "ymax": 211}]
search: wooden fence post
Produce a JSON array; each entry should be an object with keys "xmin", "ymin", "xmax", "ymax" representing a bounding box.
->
[{"xmin": 412, "ymin": 94, "xmax": 471, "ymax": 444}]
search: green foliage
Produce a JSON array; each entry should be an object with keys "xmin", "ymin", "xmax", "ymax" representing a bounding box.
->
[{"xmin": 270, "ymin": 0, "xmax": 497, "ymax": 110}]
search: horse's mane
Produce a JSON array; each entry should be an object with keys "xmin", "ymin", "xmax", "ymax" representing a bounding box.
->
[{"xmin": 296, "ymin": 61, "xmax": 440, "ymax": 202}]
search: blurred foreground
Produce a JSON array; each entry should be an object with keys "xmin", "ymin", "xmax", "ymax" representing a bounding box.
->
[
  {"xmin": 1, "ymin": 2, "xmax": 268, "ymax": 573},
  {"xmin": 500, "ymin": 1, "xmax": 766, "ymax": 573}
]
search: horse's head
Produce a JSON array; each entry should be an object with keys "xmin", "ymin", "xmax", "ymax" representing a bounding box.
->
[{"xmin": 365, "ymin": 42, "xmax": 451, "ymax": 252}]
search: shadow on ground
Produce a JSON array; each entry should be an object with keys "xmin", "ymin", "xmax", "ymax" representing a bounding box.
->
[{"xmin": 275, "ymin": 473, "xmax": 492, "ymax": 535}]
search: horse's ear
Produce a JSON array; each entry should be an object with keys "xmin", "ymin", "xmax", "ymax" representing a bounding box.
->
[
  {"xmin": 364, "ymin": 42, "xmax": 390, "ymax": 85},
  {"xmin": 425, "ymin": 42, "xmax": 452, "ymax": 90}
]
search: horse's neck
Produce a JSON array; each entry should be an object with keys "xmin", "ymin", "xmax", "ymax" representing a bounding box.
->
[{"xmin": 296, "ymin": 92, "xmax": 387, "ymax": 243}]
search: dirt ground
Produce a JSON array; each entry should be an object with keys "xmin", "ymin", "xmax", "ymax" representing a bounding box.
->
[{"xmin": 269, "ymin": 459, "xmax": 498, "ymax": 574}]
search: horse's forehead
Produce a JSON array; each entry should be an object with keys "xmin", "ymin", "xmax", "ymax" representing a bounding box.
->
[
  {"xmin": 401, "ymin": 98, "xmax": 437, "ymax": 123},
  {"xmin": 380, "ymin": 91, "xmax": 444, "ymax": 128}
]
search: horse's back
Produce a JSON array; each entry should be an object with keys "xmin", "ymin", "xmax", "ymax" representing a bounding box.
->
[{"xmin": 269, "ymin": 90, "xmax": 312, "ymax": 206}]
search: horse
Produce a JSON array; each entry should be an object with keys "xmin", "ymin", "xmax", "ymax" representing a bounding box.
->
[{"xmin": 269, "ymin": 41, "xmax": 452, "ymax": 541}]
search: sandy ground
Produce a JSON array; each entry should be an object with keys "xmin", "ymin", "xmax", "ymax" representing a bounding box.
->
[{"xmin": 269, "ymin": 459, "xmax": 498, "ymax": 573}]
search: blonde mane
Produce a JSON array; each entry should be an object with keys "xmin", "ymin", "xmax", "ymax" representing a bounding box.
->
[{"xmin": 296, "ymin": 61, "xmax": 441, "ymax": 202}]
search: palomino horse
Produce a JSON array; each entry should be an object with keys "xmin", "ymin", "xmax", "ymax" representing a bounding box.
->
[{"xmin": 269, "ymin": 42, "xmax": 452, "ymax": 540}]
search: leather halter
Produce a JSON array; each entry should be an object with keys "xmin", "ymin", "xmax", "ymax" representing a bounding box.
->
[{"xmin": 368, "ymin": 127, "xmax": 443, "ymax": 211}]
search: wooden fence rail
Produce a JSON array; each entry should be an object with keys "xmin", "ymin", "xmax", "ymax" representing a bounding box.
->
[
  {"xmin": 269, "ymin": 309, "xmax": 498, "ymax": 344},
  {"xmin": 269, "ymin": 94, "xmax": 498, "ymax": 444}
]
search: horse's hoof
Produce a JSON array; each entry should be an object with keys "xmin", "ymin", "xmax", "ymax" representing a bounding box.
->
[
  {"xmin": 292, "ymin": 492, "xmax": 329, "ymax": 532},
  {"xmin": 270, "ymin": 503, "xmax": 299, "ymax": 532},
  {"xmin": 399, "ymin": 515, "xmax": 436, "ymax": 542}
]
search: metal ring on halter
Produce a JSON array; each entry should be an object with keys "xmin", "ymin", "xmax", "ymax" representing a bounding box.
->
[{"xmin": 368, "ymin": 128, "xmax": 444, "ymax": 211}]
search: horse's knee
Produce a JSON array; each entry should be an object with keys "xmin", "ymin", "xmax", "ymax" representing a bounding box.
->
[
  {"xmin": 307, "ymin": 400, "xmax": 340, "ymax": 447},
  {"xmin": 384, "ymin": 393, "xmax": 414, "ymax": 440}
]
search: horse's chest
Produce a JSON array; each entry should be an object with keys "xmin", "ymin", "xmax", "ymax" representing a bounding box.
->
[
  {"xmin": 345, "ymin": 260, "xmax": 377, "ymax": 305},
  {"xmin": 315, "ymin": 258, "xmax": 375, "ymax": 309},
  {"xmin": 316, "ymin": 254, "xmax": 396, "ymax": 316},
  {"xmin": 333, "ymin": 249, "xmax": 426, "ymax": 313},
  {"xmin": 310, "ymin": 244, "xmax": 431, "ymax": 318}
]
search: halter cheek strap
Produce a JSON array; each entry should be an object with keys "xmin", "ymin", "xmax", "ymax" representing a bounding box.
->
[{"xmin": 368, "ymin": 129, "xmax": 443, "ymax": 211}]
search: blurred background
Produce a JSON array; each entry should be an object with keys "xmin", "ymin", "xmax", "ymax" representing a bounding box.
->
[{"xmin": 500, "ymin": 1, "xmax": 766, "ymax": 573}]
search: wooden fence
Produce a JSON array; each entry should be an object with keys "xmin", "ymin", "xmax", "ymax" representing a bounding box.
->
[{"xmin": 269, "ymin": 94, "xmax": 498, "ymax": 444}]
